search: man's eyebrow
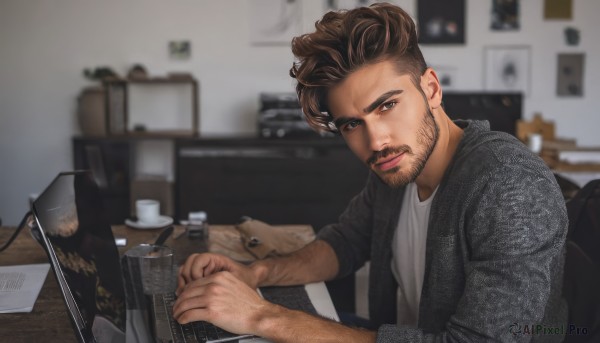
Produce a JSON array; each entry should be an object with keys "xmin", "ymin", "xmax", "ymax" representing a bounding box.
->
[
  {"xmin": 331, "ymin": 89, "xmax": 404, "ymax": 130},
  {"xmin": 362, "ymin": 90, "xmax": 403, "ymax": 114}
]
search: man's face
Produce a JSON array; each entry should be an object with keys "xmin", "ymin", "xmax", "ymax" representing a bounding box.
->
[{"xmin": 327, "ymin": 60, "xmax": 439, "ymax": 188}]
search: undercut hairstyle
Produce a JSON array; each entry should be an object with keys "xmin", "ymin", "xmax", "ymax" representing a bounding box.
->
[{"xmin": 290, "ymin": 3, "xmax": 427, "ymax": 132}]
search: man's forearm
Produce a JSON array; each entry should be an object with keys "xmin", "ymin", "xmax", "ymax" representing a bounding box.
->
[
  {"xmin": 250, "ymin": 239, "xmax": 339, "ymax": 287},
  {"xmin": 254, "ymin": 303, "xmax": 376, "ymax": 343}
]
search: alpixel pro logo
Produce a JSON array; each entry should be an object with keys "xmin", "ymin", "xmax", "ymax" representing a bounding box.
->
[{"xmin": 509, "ymin": 323, "xmax": 588, "ymax": 337}]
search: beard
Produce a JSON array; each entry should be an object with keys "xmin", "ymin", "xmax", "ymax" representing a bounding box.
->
[{"xmin": 367, "ymin": 107, "xmax": 439, "ymax": 188}]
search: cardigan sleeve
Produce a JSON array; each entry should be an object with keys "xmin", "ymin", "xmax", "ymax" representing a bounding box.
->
[{"xmin": 316, "ymin": 172, "xmax": 378, "ymax": 278}]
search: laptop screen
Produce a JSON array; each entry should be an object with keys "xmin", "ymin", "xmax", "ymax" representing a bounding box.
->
[{"xmin": 32, "ymin": 171, "xmax": 126, "ymax": 342}]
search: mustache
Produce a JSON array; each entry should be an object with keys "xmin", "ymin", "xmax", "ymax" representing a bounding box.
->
[{"xmin": 366, "ymin": 145, "xmax": 412, "ymax": 166}]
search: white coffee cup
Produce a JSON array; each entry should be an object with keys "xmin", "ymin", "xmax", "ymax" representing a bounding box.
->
[{"xmin": 136, "ymin": 199, "xmax": 160, "ymax": 224}]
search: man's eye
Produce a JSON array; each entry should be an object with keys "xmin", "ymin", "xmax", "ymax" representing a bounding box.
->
[
  {"xmin": 381, "ymin": 101, "xmax": 396, "ymax": 112},
  {"xmin": 343, "ymin": 120, "xmax": 361, "ymax": 132}
]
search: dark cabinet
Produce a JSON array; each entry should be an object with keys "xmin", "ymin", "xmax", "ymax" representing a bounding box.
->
[{"xmin": 175, "ymin": 138, "xmax": 368, "ymax": 231}]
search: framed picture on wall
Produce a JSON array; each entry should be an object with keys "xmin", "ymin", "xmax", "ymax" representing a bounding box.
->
[
  {"xmin": 491, "ymin": 0, "xmax": 520, "ymax": 30},
  {"xmin": 544, "ymin": 0, "xmax": 573, "ymax": 20},
  {"xmin": 484, "ymin": 46, "xmax": 530, "ymax": 96},
  {"xmin": 249, "ymin": 0, "xmax": 302, "ymax": 45},
  {"xmin": 557, "ymin": 53, "xmax": 585, "ymax": 97},
  {"xmin": 418, "ymin": 0, "xmax": 466, "ymax": 44}
]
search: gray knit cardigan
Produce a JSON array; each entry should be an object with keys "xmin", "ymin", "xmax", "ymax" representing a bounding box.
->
[{"xmin": 318, "ymin": 120, "xmax": 568, "ymax": 342}]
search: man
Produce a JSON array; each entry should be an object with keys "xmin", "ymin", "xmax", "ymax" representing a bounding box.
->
[{"xmin": 173, "ymin": 3, "xmax": 568, "ymax": 342}]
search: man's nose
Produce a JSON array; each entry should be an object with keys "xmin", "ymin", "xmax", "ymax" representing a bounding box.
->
[{"xmin": 365, "ymin": 120, "xmax": 390, "ymax": 152}]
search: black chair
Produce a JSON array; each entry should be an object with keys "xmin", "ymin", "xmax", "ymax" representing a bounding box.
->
[
  {"xmin": 563, "ymin": 179, "xmax": 600, "ymax": 342},
  {"xmin": 554, "ymin": 173, "xmax": 581, "ymax": 202}
]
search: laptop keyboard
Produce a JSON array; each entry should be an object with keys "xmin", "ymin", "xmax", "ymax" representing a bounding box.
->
[
  {"xmin": 154, "ymin": 286, "xmax": 317, "ymax": 343},
  {"xmin": 154, "ymin": 293, "xmax": 252, "ymax": 343}
]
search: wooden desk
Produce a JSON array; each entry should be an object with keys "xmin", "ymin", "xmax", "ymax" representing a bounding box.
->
[
  {"xmin": 1, "ymin": 226, "xmax": 75, "ymax": 342},
  {"xmin": 0, "ymin": 224, "xmax": 320, "ymax": 343}
]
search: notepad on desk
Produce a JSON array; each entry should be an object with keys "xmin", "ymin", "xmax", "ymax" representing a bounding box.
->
[{"xmin": 0, "ymin": 263, "xmax": 49, "ymax": 313}]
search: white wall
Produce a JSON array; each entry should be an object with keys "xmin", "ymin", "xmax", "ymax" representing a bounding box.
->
[{"xmin": 1, "ymin": 0, "xmax": 599, "ymax": 225}]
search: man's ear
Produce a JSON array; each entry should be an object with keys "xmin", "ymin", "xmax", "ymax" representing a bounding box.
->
[{"xmin": 420, "ymin": 68, "xmax": 443, "ymax": 110}]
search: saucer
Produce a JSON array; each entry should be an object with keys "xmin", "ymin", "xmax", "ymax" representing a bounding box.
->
[{"xmin": 125, "ymin": 215, "xmax": 173, "ymax": 230}]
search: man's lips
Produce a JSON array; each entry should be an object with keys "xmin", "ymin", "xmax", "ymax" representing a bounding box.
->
[{"xmin": 374, "ymin": 152, "xmax": 405, "ymax": 171}]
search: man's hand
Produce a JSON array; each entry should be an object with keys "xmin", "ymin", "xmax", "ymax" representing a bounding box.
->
[
  {"xmin": 177, "ymin": 253, "xmax": 258, "ymax": 294},
  {"xmin": 173, "ymin": 270, "xmax": 274, "ymax": 335},
  {"xmin": 174, "ymin": 251, "xmax": 376, "ymax": 342}
]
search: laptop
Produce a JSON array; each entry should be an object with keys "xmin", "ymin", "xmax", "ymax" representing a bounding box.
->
[{"xmin": 29, "ymin": 171, "xmax": 257, "ymax": 343}]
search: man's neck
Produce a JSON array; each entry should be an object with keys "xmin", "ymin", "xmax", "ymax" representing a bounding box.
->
[{"xmin": 414, "ymin": 112, "xmax": 463, "ymax": 201}]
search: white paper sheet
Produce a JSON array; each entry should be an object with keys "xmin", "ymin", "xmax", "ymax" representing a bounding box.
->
[{"xmin": 0, "ymin": 263, "xmax": 50, "ymax": 313}]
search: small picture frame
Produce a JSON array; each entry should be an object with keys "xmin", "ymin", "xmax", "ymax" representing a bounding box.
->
[
  {"xmin": 557, "ymin": 53, "xmax": 585, "ymax": 97},
  {"xmin": 169, "ymin": 41, "xmax": 191, "ymax": 60},
  {"xmin": 418, "ymin": 0, "xmax": 466, "ymax": 45},
  {"xmin": 249, "ymin": 0, "xmax": 302, "ymax": 45},
  {"xmin": 544, "ymin": 0, "xmax": 573, "ymax": 20},
  {"xmin": 491, "ymin": 0, "xmax": 520, "ymax": 31},
  {"xmin": 484, "ymin": 46, "xmax": 530, "ymax": 96}
]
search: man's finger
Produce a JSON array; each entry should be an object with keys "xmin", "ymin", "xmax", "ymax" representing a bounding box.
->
[
  {"xmin": 179, "ymin": 253, "xmax": 197, "ymax": 283},
  {"xmin": 174, "ymin": 303, "xmax": 209, "ymax": 324}
]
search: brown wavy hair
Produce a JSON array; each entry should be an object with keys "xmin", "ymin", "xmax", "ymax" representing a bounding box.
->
[{"xmin": 290, "ymin": 3, "xmax": 427, "ymax": 132}]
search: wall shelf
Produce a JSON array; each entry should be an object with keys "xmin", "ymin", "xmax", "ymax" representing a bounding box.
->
[{"xmin": 103, "ymin": 76, "xmax": 199, "ymax": 136}]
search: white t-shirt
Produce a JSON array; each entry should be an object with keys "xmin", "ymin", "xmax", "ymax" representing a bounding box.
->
[{"xmin": 391, "ymin": 182, "xmax": 437, "ymax": 327}]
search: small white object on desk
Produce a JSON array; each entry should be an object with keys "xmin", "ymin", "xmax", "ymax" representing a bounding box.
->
[
  {"xmin": 136, "ymin": 199, "xmax": 161, "ymax": 225},
  {"xmin": 0, "ymin": 263, "xmax": 50, "ymax": 313},
  {"xmin": 186, "ymin": 211, "xmax": 209, "ymax": 239}
]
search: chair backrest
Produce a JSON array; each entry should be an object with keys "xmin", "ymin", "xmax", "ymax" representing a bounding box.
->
[
  {"xmin": 563, "ymin": 179, "xmax": 600, "ymax": 342},
  {"xmin": 554, "ymin": 173, "xmax": 581, "ymax": 202},
  {"xmin": 567, "ymin": 179, "xmax": 600, "ymax": 263}
]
